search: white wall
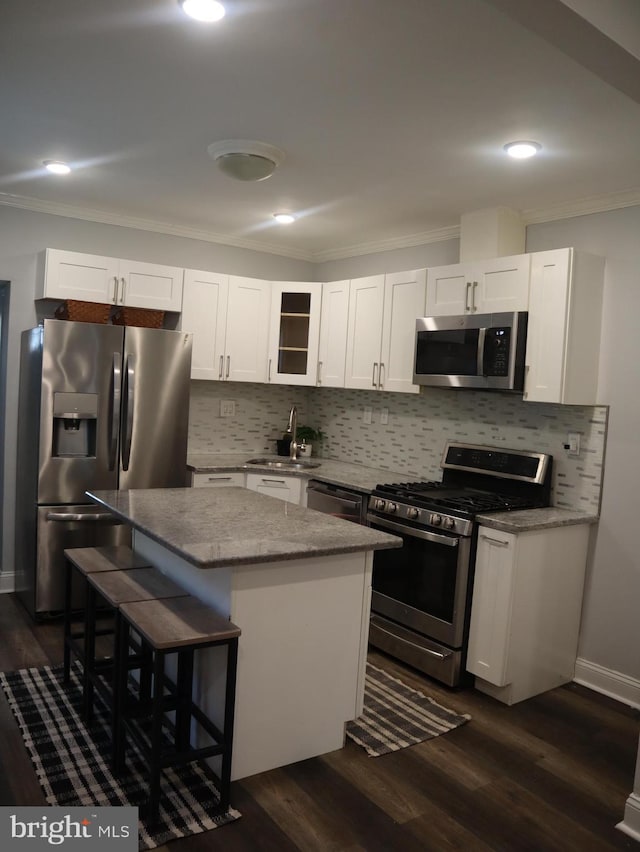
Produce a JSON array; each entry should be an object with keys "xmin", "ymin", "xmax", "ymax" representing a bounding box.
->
[
  {"xmin": 526, "ymin": 206, "xmax": 640, "ymax": 684},
  {"xmin": 0, "ymin": 205, "xmax": 313, "ymax": 584}
]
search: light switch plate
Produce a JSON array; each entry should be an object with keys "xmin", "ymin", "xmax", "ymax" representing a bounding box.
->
[
  {"xmin": 220, "ymin": 399, "xmax": 236, "ymax": 417},
  {"xmin": 380, "ymin": 408, "xmax": 389, "ymax": 425},
  {"xmin": 363, "ymin": 406, "xmax": 372, "ymax": 425}
]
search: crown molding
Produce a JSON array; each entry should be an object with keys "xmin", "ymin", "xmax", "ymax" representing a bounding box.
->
[
  {"xmin": 0, "ymin": 192, "xmax": 315, "ymax": 262},
  {"xmin": 2, "ymin": 188, "xmax": 640, "ymax": 266},
  {"xmin": 309, "ymin": 225, "xmax": 461, "ymax": 263},
  {"xmin": 522, "ymin": 187, "xmax": 640, "ymax": 225}
]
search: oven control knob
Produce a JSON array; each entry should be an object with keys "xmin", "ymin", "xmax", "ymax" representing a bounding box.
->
[
  {"xmin": 430, "ymin": 513, "xmax": 442, "ymax": 525},
  {"xmin": 375, "ymin": 499, "xmax": 386, "ymax": 511},
  {"xmin": 407, "ymin": 507, "xmax": 420, "ymax": 520},
  {"xmin": 387, "ymin": 502, "xmax": 398, "ymax": 514},
  {"xmin": 442, "ymin": 517, "xmax": 455, "ymax": 530}
]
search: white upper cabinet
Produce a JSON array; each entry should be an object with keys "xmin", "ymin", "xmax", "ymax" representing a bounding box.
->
[
  {"xmin": 117, "ymin": 259, "xmax": 183, "ymax": 312},
  {"xmin": 317, "ymin": 280, "xmax": 350, "ymax": 387},
  {"xmin": 38, "ymin": 248, "xmax": 183, "ymax": 312},
  {"xmin": 267, "ymin": 282, "xmax": 322, "ymax": 386},
  {"xmin": 345, "ymin": 275, "xmax": 386, "ymax": 390},
  {"xmin": 179, "ymin": 270, "xmax": 229, "ymax": 380},
  {"xmin": 524, "ymin": 248, "xmax": 605, "ymax": 405},
  {"xmin": 425, "ymin": 254, "xmax": 530, "ymax": 316},
  {"xmin": 380, "ymin": 269, "xmax": 427, "ymax": 393},
  {"xmin": 180, "ymin": 272, "xmax": 270, "ymax": 383},
  {"xmin": 225, "ymin": 276, "xmax": 271, "ymax": 383},
  {"xmin": 37, "ymin": 249, "xmax": 120, "ymax": 304},
  {"xmin": 345, "ymin": 270, "xmax": 426, "ymax": 393}
]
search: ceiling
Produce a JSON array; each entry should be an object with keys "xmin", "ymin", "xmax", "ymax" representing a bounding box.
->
[{"xmin": 2, "ymin": 0, "xmax": 640, "ymax": 262}]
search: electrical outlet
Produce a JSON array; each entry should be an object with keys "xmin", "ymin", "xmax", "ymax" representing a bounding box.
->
[
  {"xmin": 220, "ymin": 399, "xmax": 236, "ymax": 417},
  {"xmin": 380, "ymin": 408, "xmax": 389, "ymax": 425},
  {"xmin": 565, "ymin": 432, "xmax": 580, "ymax": 455},
  {"xmin": 363, "ymin": 406, "xmax": 372, "ymax": 425}
]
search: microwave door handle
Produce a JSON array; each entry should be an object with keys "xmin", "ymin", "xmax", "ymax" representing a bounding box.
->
[
  {"xmin": 121, "ymin": 354, "xmax": 135, "ymax": 471},
  {"xmin": 477, "ymin": 328, "xmax": 486, "ymax": 376},
  {"xmin": 108, "ymin": 353, "xmax": 121, "ymax": 471}
]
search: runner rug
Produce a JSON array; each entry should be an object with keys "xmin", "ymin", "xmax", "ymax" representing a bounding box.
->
[
  {"xmin": 0, "ymin": 663, "xmax": 240, "ymax": 850},
  {"xmin": 346, "ymin": 663, "xmax": 471, "ymax": 757}
]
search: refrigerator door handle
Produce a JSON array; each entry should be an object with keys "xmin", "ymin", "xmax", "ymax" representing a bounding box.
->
[
  {"xmin": 46, "ymin": 511, "xmax": 123, "ymax": 523},
  {"xmin": 121, "ymin": 354, "xmax": 135, "ymax": 471},
  {"xmin": 108, "ymin": 352, "xmax": 121, "ymax": 471}
]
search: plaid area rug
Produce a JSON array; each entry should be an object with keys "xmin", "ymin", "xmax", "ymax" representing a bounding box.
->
[
  {"xmin": 346, "ymin": 663, "xmax": 471, "ymax": 757},
  {"xmin": 0, "ymin": 664, "xmax": 240, "ymax": 850}
]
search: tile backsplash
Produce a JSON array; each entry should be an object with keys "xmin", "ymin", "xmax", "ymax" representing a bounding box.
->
[{"xmin": 189, "ymin": 381, "xmax": 607, "ymax": 513}]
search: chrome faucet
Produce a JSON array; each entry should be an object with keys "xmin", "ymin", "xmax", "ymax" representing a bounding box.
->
[{"xmin": 286, "ymin": 405, "xmax": 299, "ymax": 460}]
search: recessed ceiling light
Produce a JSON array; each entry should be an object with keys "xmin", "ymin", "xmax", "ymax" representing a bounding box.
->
[
  {"xmin": 179, "ymin": 0, "xmax": 225, "ymax": 22},
  {"xmin": 43, "ymin": 160, "xmax": 71, "ymax": 175},
  {"xmin": 274, "ymin": 213, "xmax": 295, "ymax": 225},
  {"xmin": 503, "ymin": 141, "xmax": 542, "ymax": 159}
]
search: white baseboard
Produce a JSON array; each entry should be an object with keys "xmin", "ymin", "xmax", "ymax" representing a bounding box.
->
[
  {"xmin": 0, "ymin": 572, "xmax": 15, "ymax": 594},
  {"xmin": 574, "ymin": 657, "xmax": 640, "ymax": 709},
  {"xmin": 617, "ymin": 793, "xmax": 640, "ymax": 843}
]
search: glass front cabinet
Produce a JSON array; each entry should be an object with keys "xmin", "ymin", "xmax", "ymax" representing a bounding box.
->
[{"xmin": 267, "ymin": 282, "xmax": 322, "ymax": 385}]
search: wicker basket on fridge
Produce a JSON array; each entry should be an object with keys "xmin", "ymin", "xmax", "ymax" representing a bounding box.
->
[
  {"xmin": 112, "ymin": 307, "xmax": 165, "ymax": 328},
  {"xmin": 54, "ymin": 300, "xmax": 111, "ymax": 324}
]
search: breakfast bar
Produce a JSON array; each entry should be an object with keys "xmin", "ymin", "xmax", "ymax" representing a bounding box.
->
[{"xmin": 87, "ymin": 486, "xmax": 401, "ymax": 780}]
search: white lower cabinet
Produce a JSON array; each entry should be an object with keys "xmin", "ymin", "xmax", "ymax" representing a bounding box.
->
[
  {"xmin": 466, "ymin": 522, "xmax": 591, "ymax": 705},
  {"xmin": 191, "ymin": 472, "xmax": 246, "ymax": 488},
  {"xmin": 245, "ymin": 473, "xmax": 303, "ymax": 505}
]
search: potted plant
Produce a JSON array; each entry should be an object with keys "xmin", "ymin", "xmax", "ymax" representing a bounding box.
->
[
  {"xmin": 276, "ymin": 426, "xmax": 324, "ymax": 457},
  {"xmin": 295, "ymin": 425, "xmax": 324, "ymax": 458}
]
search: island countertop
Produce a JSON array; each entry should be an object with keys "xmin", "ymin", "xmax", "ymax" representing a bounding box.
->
[{"xmin": 87, "ymin": 486, "xmax": 401, "ymax": 570}]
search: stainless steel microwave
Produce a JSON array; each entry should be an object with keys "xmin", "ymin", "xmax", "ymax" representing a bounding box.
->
[{"xmin": 413, "ymin": 311, "xmax": 528, "ymax": 391}]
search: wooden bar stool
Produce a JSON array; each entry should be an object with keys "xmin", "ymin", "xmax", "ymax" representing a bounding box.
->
[
  {"xmin": 63, "ymin": 546, "xmax": 151, "ymax": 689},
  {"xmin": 84, "ymin": 567, "xmax": 189, "ymax": 725},
  {"xmin": 114, "ymin": 596, "xmax": 241, "ymax": 824}
]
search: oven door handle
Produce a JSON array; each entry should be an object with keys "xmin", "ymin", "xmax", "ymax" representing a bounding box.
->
[
  {"xmin": 372, "ymin": 621, "xmax": 453, "ymax": 660},
  {"xmin": 367, "ymin": 514, "xmax": 459, "ymax": 546}
]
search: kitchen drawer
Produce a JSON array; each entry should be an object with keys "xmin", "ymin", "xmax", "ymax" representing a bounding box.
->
[{"xmin": 191, "ymin": 472, "xmax": 246, "ymax": 488}]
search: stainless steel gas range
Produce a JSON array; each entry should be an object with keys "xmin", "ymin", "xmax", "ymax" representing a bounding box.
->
[{"xmin": 366, "ymin": 442, "xmax": 552, "ymax": 687}]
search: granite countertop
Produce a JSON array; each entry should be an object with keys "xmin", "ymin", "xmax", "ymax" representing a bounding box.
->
[
  {"xmin": 476, "ymin": 507, "xmax": 599, "ymax": 532},
  {"xmin": 87, "ymin": 487, "xmax": 401, "ymax": 570},
  {"xmin": 187, "ymin": 453, "xmax": 410, "ymax": 494}
]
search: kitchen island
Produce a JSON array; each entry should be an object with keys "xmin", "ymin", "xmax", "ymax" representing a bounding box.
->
[{"xmin": 87, "ymin": 486, "xmax": 400, "ymax": 780}]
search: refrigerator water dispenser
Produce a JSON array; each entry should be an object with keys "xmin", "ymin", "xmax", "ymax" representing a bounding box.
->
[{"xmin": 52, "ymin": 392, "xmax": 98, "ymax": 457}]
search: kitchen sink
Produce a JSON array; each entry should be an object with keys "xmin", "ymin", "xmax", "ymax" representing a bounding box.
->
[{"xmin": 246, "ymin": 457, "xmax": 321, "ymax": 470}]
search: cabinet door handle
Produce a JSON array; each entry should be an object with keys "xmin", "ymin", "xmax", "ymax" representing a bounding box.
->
[
  {"xmin": 379, "ymin": 362, "xmax": 385, "ymax": 389},
  {"xmin": 218, "ymin": 355, "xmax": 224, "ymax": 379},
  {"xmin": 479, "ymin": 533, "xmax": 509, "ymax": 546},
  {"xmin": 268, "ymin": 358, "xmax": 272, "ymax": 381},
  {"xmin": 226, "ymin": 355, "xmax": 230, "ymax": 378},
  {"xmin": 317, "ymin": 360, "xmax": 322, "ymax": 385},
  {"xmin": 261, "ymin": 478, "xmax": 286, "ymax": 485},
  {"xmin": 120, "ymin": 277, "xmax": 126, "ymax": 304},
  {"xmin": 372, "ymin": 362, "xmax": 378, "ymax": 387},
  {"xmin": 112, "ymin": 276, "xmax": 119, "ymax": 304},
  {"xmin": 472, "ymin": 281, "xmax": 478, "ymax": 312},
  {"xmin": 208, "ymin": 476, "xmax": 232, "ymax": 482},
  {"xmin": 465, "ymin": 281, "xmax": 472, "ymax": 311}
]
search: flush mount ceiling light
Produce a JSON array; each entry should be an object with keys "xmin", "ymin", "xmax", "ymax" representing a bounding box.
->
[
  {"xmin": 179, "ymin": 0, "xmax": 225, "ymax": 22},
  {"xmin": 274, "ymin": 213, "xmax": 295, "ymax": 225},
  {"xmin": 43, "ymin": 160, "xmax": 71, "ymax": 175},
  {"xmin": 503, "ymin": 141, "xmax": 542, "ymax": 159},
  {"xmin": 207, "ymin": 140, "xmax": 285, "ymax": 182}
]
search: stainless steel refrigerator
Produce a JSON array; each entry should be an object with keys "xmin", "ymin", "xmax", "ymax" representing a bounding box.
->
[{"xmin": 15, "ymin": 319, "xmax": 192, "ymax": 618}]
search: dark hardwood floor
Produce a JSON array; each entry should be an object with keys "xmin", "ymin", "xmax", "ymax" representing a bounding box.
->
[{"xmin": 0, "ymin": 591, "xmax": 637, "ymax": 851}]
